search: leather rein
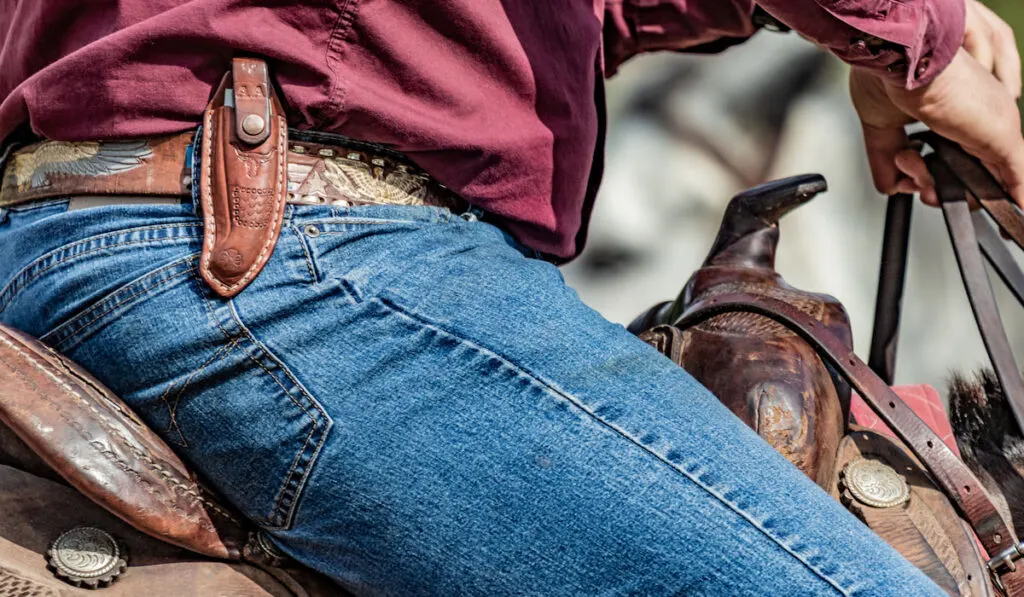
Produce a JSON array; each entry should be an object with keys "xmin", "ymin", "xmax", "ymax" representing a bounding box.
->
[{"xmin": 673, "ymin": 133, "xmax": 1024, "ymax": 592}]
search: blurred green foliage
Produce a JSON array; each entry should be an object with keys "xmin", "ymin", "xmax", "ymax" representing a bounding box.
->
[{"xmin": 984, "ymin": 0, "xmax": 1023, "ymax": 109}]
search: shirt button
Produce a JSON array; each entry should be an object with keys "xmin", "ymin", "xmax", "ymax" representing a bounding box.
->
[{"xmin": 915, "ymin": 57, "xmax": 931, "ymax": 78}]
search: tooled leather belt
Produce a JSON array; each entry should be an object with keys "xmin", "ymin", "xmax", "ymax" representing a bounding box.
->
[
  {"xmin": 0, "ymin": 131, "xmax": 463, "ymax": 213},
  {"xmin": 0, "ymin": 58, "xmax": 466, "ymax": 299}
]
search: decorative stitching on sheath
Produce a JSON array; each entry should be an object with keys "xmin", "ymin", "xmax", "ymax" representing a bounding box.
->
[
  {"xmin": 0, "ymin": 333, "xmax": 240, "ymax": 527},
  {"xmin": 201, "ymin": 112, "xmax": 287, "ymax": 295}
]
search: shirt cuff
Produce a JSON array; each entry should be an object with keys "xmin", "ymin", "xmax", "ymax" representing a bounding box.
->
[{"xmin": 758, "ymin": 0, "xmax": 966, "ymax": 89}]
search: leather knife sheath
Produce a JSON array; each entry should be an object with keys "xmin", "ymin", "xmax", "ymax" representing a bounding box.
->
[{"xmin": 199, "ymin": 57, "xmax": 288, "ymax": 298}]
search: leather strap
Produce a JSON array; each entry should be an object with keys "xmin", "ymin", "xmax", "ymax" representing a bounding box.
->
[
  {"xmin": 675, "ymin": 293, "xmax": 1018, "ymax": 559},
  {"xmin": 918, "ymin": 132, "xmax": 1024, "ymax": 251},
  {"xmin": 867, "ymin": 193, "xmax": 913, "ymax": 385},
  {"xmin": 975, "ymin": 209, "xmax": 1024, "ymax": 306},
  {"xmin": 232, "ymin": 58, "xmax": 273, "ymax": 146},
  {"xmin": 929, "ymin": 158, "xmax": 1024, "ymax": 439}
]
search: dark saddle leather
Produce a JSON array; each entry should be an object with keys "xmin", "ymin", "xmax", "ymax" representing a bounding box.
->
[
  {"xmin": 630, "ymin": 175, "xmax": 849, "ymax": 487},
  {"xmin": 630, "ymin": 175, "xmax": 994, "ymax": 595},
  {"xmin": 0, "ymin": 325, "xmax": 339, "ymax": 594}
]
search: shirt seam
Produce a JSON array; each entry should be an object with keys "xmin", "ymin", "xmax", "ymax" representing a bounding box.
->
[{"xmin": 319, "ymin": 0, "xmax": 362, "ymax": 129}]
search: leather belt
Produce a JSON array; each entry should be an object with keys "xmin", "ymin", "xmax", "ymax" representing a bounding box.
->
[
  {"xmin": 0, "ymin": 130, "xmax": 465, "ymax": 213},
  {"xmin": 2, "ymin": 59, "xmax": 465, "ymax": 301}
]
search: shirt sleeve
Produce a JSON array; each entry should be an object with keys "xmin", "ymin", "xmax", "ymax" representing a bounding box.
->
[{"xmin": 603, "ymin": 0, "xmax": 966, "ymax": 90}]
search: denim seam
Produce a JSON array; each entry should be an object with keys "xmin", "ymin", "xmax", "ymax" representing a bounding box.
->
[
  {"xmin": 157, "ymin": 336, "xmax": 240, "ymax": 449},
  {"xmin": 290, "ymin": 224, "xmax": 321, "ymax": 283},
  {"xmin": 314, "ymin": 219, "xmax": 432, "ymax": 230},
  {"xmin": 5, "ymin": 198, "xmax": 69, "ymax": 212},
  {"xmin": 228, "ymin": 306, "xmax": 332, "ymax": 530},
  {"xmin": 0, "ymin": 224, "xmax": 201, "ymax": 312},
  {"xmin": 197, "ymin": 288, "xmax": 332, "ymax": 530},
  {"xmin": 46, "ymin": 255, "xmax": 200, "ymax": 352},
  {"xmin": 376, "ymin": 296, "xmax": 851, "ymax": 596}
]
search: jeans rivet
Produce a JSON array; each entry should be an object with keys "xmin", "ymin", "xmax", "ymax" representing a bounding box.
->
[{"xmin": 304, "ymin": 224, "xmax": 321, "ymax": 237}]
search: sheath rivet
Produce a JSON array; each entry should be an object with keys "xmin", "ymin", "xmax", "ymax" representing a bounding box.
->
[{"xmin": 241, "ymin": 114, "xmax": 266, "ymax": 136}]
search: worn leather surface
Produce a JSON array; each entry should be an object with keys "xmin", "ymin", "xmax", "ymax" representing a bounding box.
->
[
  {"xmin": 199, "ymin": 57, "xmax": 288, "ymax": 298},
  {"xmin": 677, "ymin": 293, "xmax": 1016, "ymax": 575},
  {"xmin": 831, "ymin": 427, "xmax": 992, "ymax": 596},
  {"xmin": 0, "ymin": 463, "xmax": 334, "ymax": 596},
  {"xmin": 0, "ymin": 324, "xmax": 247, "ymax": 560},
  {"xmin": 636, "ymin": 175, "xmax": 847, "ymax": 488}
]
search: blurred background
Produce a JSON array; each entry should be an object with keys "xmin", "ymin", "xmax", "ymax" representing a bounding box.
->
[{"xmin": 561, "ymin": 2, "xmax": 1024, "ymax": 394}]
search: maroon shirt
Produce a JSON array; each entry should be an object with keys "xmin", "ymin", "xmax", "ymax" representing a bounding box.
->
[{"xmin": 0, "ymin": 0, "xmax": 964, "ymax": 259}]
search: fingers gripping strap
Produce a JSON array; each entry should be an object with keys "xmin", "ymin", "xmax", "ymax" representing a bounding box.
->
[
  {"xmin": 676, "ymin": 293, "xmax": 1016, "ymax": 557},
  {"xmin": 918, "ymin": 131, "xmax": 1024, "ymax": 252}
]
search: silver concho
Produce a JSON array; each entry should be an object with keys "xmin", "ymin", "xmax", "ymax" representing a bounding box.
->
[
  {"xmin": 46, "ymin": 527, "xmax": 127, "ymax": 589},
  {"xmin": 841, "ymin": 459, "xmax": 910, "ymax": 509}
]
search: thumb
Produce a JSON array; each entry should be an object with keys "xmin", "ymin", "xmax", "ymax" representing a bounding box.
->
[{"xmin": 861, "ymin": 123, "xmax": 912, "ymax": 195}]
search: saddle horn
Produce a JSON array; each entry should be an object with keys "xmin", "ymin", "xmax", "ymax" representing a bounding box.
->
[
  {"xmin": 703, "ymin": 173, "xmax": 827, "ymax": 269},
  {"xmin": 626, "ymin": 174, "xmax": 828, "ymax": 333}
]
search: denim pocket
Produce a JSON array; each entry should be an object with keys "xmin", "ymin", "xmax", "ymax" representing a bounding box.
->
[{"xmin": 2, "ymin": 203, "xmax": 331, "ymax": 531}]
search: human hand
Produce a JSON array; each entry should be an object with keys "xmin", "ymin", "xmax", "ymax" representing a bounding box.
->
[
  {"xmin": 850, "ymin": 48, "xmax": 1024, "ymax": 208},
  {"xmin": 964, "ymin": 0, "xmax": 1021, "ymax": 98}
]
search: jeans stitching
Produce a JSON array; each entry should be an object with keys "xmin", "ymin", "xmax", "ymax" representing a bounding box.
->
[
  {"xmin": 376, "ymin": 296, "xmax": 852, "ymax": 596},
  {"xmin": 0, "ymin": 224, "xmax": 201, "ymax": 312},
  {"xmin": 228, "ymin": 305, "xmax": 329, "ymax": 529},
  {"xmin": 46, "ymin": 255, "xmax": 200, "ymax": 352},
  {"xmin": 197, "ymin": 286, "xmax": 332, "ymax": 530},
  {"xmin": 290, "ymin": 224, "xmax": 321, "ymax": 283},
  {"xmin": 157, "ymin": 337, "xmax": 241, "ymax": 449},
  {"xmin": 314, "ymin": 219, "xmax": 431, "ymax": 229}
]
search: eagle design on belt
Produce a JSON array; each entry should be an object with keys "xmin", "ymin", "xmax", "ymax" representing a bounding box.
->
[{"xmin": 9, "ymin": 140, "xmax": 153, "ymax": 190}]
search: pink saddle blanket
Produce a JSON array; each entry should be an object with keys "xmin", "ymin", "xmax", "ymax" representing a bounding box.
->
[{"xmin": 849, "ymin": 384, "xmax": 961, "ymax": 457}]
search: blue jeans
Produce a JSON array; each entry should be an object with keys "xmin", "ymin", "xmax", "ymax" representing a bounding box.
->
[{"xmin": 0, "ymin": 197, "xmax": 940, "ymax": 596}]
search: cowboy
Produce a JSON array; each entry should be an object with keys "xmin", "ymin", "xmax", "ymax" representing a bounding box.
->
[{"xmin": 0, "ymin": 1, "xmax": 1020, "ymax": 594}]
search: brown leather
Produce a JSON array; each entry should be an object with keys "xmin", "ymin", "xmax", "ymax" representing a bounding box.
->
[
  {"xmin": 0, "ymin": 133, "xmax": 191, "ymax": 206},
  {"xmin": 636, "ymin": 175, "xmax": 847, "ymax": 487},
  {"xmin": 198, "ymin": 57, "xmax": 289, "ymax": 298},
  {"xmin": 233, "ymin": 58, "xmax": 274, "ymax": 147},
  {"xmin": 0, "ymin": 463, "xmax": 341, "ymax": 596},
  {"xmin": 830, "ymin": 427, "xmax": 992, "ymax": 596},
  {"xmin": 866, "ymin": 192, "xmax": 914, "ymax": 385},
  {"xmin": 0, "ymin": 130, "xmax": 467, "ymax": 211},
  {"xmin": 674, "ymin": 293, "xmax": 1017, "ymax": 558},
  {"xmin": 0, "ymin": 324, "xmax": 248, "ymax": 561},
  {"xmin": 633, "ymin": 174, "xmax": 1023, "ymax": 592}
]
